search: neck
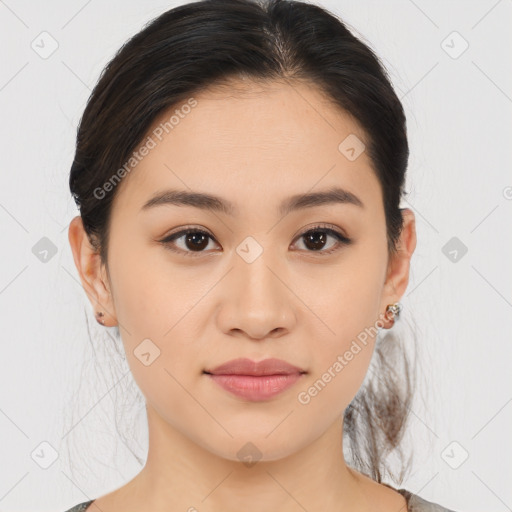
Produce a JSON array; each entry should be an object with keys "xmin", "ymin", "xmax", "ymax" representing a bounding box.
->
[{"xmin": 117, "ymin": 405, "xmax": 373, "ymax": 512}]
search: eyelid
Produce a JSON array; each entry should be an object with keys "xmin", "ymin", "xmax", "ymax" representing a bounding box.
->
[{"xmin": 293, "ymin": 222, "xmax": 350, "ymax": 241}]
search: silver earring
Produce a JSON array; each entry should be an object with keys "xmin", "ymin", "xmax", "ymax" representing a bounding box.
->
[
  {"xmin": 385, "ymin": 302, "xmax": 402, "ymax": 327},
  {"xmin": 386, "ymin": 302, "xmax": 402, "ymax": 318}
]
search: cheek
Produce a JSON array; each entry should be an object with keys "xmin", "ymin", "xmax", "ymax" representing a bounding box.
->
[
  {"xmin": 302, "ymin": 248, "xmax": 385, "ymax": 339},
  {"xmin": 108, "ymin": 248, "xmax": 209, "ymax": 390},
  {"xmin": 298, "ymin": 306, "xmax": 378, "ymax": 418},
  {"xmin": 114, "ymin": 269, "xmax": 203, "ymax": 415},
  {"xmin": 309, "ymin": 314, "xmax": 377, "ymax": 401},
  {"xmin": 109, "ymin": 241, "xmax": 200, "ymax": 337},
  {"xmin": 299, "ymin": 253, "xmax": 385, "ymax": 406}
]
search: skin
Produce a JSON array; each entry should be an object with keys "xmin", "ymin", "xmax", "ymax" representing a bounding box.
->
[{"xmin": 69, "ymin": 79, "xmax": 416, "ymax": 512}]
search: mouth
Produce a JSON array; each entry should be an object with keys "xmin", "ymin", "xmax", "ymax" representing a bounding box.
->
[{"xmin": 203, "ymin": 358, "xmax": 307, "ymax": 401}]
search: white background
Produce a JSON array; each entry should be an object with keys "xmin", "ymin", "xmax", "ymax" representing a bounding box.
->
[{"xmin": 0, "ymin": 1, "xmax": 511, "ymax": 511}]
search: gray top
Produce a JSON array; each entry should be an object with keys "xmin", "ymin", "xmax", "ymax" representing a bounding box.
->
[
  {"xmin": 62, "ymin": 488, "xmax": 457, "ymax": 512},
  {"xmin": 63, "ymin": 502, "xmax": 92, "ymax": 512}
]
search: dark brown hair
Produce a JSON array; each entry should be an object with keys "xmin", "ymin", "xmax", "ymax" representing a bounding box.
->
[{"xmin": 68, "ymin": 0, "xmax": 416, "ymax": 484}]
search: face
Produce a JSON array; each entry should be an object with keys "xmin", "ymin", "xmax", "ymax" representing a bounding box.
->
[{"xmin": 69, "ymin": 79, "xmax": 416, "ymax": 463}]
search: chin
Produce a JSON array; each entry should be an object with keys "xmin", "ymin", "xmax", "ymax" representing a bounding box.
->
[{"xmin": 196, "ymin": 432, "xmax": 308, "ymax": 465}]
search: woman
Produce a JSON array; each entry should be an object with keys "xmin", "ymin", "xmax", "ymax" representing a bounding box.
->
[{"xmin": 64, "ymin": 0, "xmax": 457, "ymax": 510}]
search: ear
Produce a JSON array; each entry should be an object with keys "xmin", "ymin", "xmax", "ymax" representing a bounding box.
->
[
  {"xmin": 380, "ymin": 208, "xmax": 417, "ymax": 313},
  {"xmin": 68, "ymin": 216, "xmax": 117, "ymax": 326}
]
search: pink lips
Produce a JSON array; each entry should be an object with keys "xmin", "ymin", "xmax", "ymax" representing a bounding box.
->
[{"xmin": 204, "ymin": 357, "xmax": 306, "ymax": 401}]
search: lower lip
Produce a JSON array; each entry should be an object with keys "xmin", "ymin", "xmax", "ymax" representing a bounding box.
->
[{"xmin": 206, "ymin": 373, "xmax": 304, "ymax": 401}]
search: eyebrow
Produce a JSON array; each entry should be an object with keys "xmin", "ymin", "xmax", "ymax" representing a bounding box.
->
[{"xmin": 141, "ymin": 186, "xmax": 364, "ymax": 216}]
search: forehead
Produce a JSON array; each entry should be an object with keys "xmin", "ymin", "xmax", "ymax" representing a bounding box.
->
[
  {"xmin": 111, "ymin": 79, "xmax": 381, "ymax": 217},
  {"xmin": 166, "ymin": 79, "xmax": 363, "ymax": 155}
]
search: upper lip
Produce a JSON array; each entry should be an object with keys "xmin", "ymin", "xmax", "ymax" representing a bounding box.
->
[{"xmin": 204, "ymin": 357, "xmax": 306, "ymax": 376}]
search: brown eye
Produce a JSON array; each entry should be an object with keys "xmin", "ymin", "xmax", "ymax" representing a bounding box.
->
[
  {"xmin": 181, "ymin": 231, "xmax": 210, "ymax": 251},
  {"xmin": 161, "ymin": 228, "xmax": 218, "ymax": 257},
  {"xmin": 160, "ymin": 223, "xmax": 352, "ymax": 258},
  {"xmin": 303, "ymin": 230, "xmax": 330, "ymax": 251},
  {"xmin": 293, "ymin": 225, "xmax": 352, "ymax": 255}
]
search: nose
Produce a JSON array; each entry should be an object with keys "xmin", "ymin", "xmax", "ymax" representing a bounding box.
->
[{"xmin": 216, "ymin": 251, "xmax": 297, "ymax": 341}]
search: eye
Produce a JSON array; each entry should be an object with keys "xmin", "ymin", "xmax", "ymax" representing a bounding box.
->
[
  {"xmin": 292, "ymin": 223, "xmax": 352, "ymax": 256},
  {"xmin": 160, "ymin": 227, "xmax": 219, "ymax": 257},
  {"xmin": 159, "ymin": 223, "xmax": 352, "ymax": 257}
]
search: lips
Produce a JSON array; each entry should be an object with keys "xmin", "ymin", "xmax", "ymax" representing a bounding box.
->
[
  {"xmin": 204, "ymin": 358, "xmax": 307, "ymax": 401},
  {"xmin": 204, "ymin": 357, "xmax": 306, "ymax": 376}
]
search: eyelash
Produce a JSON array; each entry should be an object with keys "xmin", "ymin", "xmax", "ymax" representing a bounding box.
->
[{"xmin": 159, "ymin": 223, "xmax": 352, "ymax": 258}]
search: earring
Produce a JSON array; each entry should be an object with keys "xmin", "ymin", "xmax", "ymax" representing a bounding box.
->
[
  {"xmin": 384, "ymin": 302, "xmax": 402, "ymax": 328},
  {"xmin": 95, "ymin": 311, "xmax": 105, "ymax": 326}
]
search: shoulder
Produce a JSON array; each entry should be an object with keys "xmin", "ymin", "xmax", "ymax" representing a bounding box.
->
[
  {"xmin": 348, "ymin": 470, "xmax": 458, "ymax": 512},
  {"xmin": 62, "ymin": 500, "xmax": 94, "ymax": 512},
  {"xmin": 397, "ymin": 488, "xmax": 459, "ymax": 512}
]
